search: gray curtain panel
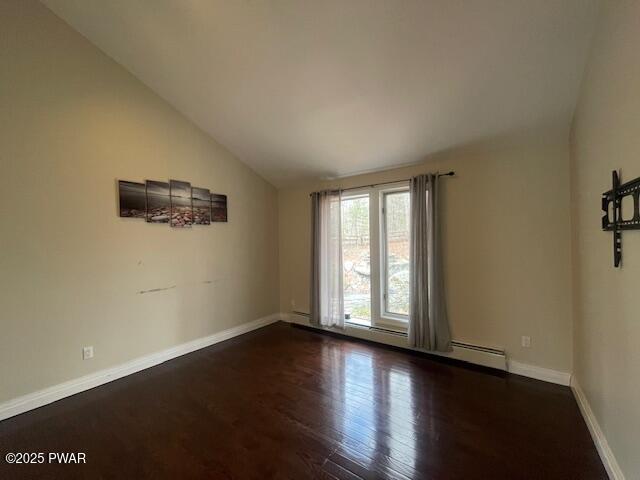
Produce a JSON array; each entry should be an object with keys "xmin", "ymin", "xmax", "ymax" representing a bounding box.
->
[
  {"xmin": 310, "ymin": 192, "xmax": 321, "ymax": 326},
  {"xmin": 310, "ymin": 190, "xmax": 344, "ymax": 328},
  {"xmin": 408, "ymin": 174, "xmax": 452, "ymax": 352}
]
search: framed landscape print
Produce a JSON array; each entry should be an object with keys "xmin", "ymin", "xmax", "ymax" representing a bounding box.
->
[
  {"xmin": 118, "ymin": 178, "xmax": 227, "ymax": 228},
  {"xmin": 170, "ymin": 180, "xmax": 193, "ymax": 227},
  {"xmin": 192, "ymin": 187, "xmax": 211, "ymax": 225},
  {"xmin": 118, "ymin": 181, "xmax": 146, "ymax": 218},
  {"xmin": 145, "ymin": 180, "xmax": 170, "ymax": 223},
  {"xmin": 211, "ymin": 193, "xmax": 227, "ymax": 222}
]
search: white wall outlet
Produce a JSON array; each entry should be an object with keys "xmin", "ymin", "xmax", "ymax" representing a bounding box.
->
[
  {"xmin": 521, "ymin": 336, "xmax": 531, "ymax": 348},
  {"xmin": 82, "ymin": 346, "xmax": 94, "ymax": 360},
  {"xmin": 291, "ymin": 299, "xmax": 296, "ymax": 308}
]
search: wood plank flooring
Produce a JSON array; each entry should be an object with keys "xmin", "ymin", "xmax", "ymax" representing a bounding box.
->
[{"xmin": 0, "ymin": 322, "xmax": 606, "ymax": 479}]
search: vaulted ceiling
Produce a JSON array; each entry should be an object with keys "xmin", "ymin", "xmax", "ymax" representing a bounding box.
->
[{"xmin": 44, "ymin": 0, "xmax": 600, "ymax": 186}]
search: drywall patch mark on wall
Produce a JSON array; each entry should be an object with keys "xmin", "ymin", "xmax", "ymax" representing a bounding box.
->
[{"xmin": 137, "ymin": 285, "xmax": 177, "ymax": 295}]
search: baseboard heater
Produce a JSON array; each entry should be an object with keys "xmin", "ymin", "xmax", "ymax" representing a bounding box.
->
[
  {"xmin": 288, "ymin": 311, "xmax": 506, "ymax": 370},
  {"xmin": 450, "ymin": 340, "xmax": 505, "ymax": 356}
]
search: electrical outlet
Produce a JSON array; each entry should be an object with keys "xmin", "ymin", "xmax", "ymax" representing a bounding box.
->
[
  {"xmin": 291, "ymin": 299, "xmax": 296, "ymax": 308},
  {"xmin": 83, "ymin": 346, "xmax": 94, "ymax": 360},
  {"xmin": 521, "ymin": 336, "xmax": 531, "ymax": 348}
]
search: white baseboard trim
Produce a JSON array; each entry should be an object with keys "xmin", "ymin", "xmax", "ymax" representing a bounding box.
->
[
  {"xmin": 0, "ymin": 313, "xmax": 281, "ymax": 422},
  {"xmin": 281, "ymin": 312, "xmax": 507, "ymax": 371},
  {"xmin": 283, "ymin": 313, "xmax": 574, "ymax": 386},
  {"xmin": 571, "ymin": 377, "xmax": 625, "ymax": 480},
  {"xmin": 506, "ymin": 360, "xmax": 572, "ymax": 386}
]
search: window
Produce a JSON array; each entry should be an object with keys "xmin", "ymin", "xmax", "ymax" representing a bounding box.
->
[
  {"xmin": 341, "ymin": 193, "xmax": 371, "ymax": 327},
  {"xmin": 341, "ymin": 183, "xmax": 410, "ymax": 330},
  {"xmin": 382, "ymin": 190, "xmax": 410, "ymax": 318}
]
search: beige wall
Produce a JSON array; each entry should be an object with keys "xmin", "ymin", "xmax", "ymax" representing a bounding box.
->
[
  {"xmin": 279, "ymin": 128, "xmax": 574, "ymax": 372},
  {"xmin": 0, "ymin": 1, "xmax": 279, "ymax": 403},
  {"xmin": 570, "ymin": 1, "xmax": 640, "ymax": 477}
]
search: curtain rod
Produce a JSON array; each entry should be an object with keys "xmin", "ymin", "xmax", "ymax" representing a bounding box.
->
[{"xmin": 309, "ymin": 171, "xmax": 455, "ymax": 196}]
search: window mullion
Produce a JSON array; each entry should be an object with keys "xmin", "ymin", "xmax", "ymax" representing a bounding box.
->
[{"xmin": 369, "ymin": 188, "xmax": 382, "ymax": 328}]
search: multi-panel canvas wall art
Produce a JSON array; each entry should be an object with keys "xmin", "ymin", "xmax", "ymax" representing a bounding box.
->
[
  {"xmin": 146, "ymin": 180, "xmax": 170, "ymax": 223},
  {"xmin": 170, "ymin": 180, "xmax": 193, "ymax": 228},
  {"xmin": 118, "ymin": 181, "xmax": 146, "ymax": 218},
  {"xmin": 192, "ymin": 187, "xmax": 211, "ymax": 225},
  {"xmin": 118, "ymin": 178, "xmax": 226, "ymax": 227},
  {"xmin": 211, "ymin": 194, "xmax": 228, "ymax": 222}
]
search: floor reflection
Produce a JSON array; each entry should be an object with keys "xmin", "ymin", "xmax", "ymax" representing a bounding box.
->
[
  {"xmin": 388, "ymin": 368, "xmax": 417, "ymax": 470},
  {"xmin": 337, "ymin": 348, "xmax": 418, "ymax": 470},
  {"xmin": 343, "ymin": 350, "xmax": 376, "ymax": 458}
]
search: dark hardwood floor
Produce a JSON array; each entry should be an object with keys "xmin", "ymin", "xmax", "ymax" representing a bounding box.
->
[{"xmin": 0, "ymin": 322, "xmax": 606, "ymax": 479}]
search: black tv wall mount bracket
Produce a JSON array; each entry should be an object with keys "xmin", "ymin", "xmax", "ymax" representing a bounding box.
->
[{"xmin": 602, "ymin": 170, "xmax": 640, "ymax": 267}]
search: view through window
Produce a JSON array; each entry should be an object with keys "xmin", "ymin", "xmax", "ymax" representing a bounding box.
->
[
  {"xmin": 341, "ymin": 194, "xmax": 371, "ymax": 326},
  {"xmin": 384, "ymin": 191, "xmax": 410, "ymax": 316}
]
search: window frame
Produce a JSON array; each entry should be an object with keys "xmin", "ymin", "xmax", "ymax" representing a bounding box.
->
[
  {"xmin": 340, "ymin": 188, "xmax": 373, "ymax": 328},
  {"xmin": 379, "ymin": 186, "xmax": 411, "ymax": 327},
  {"xmin": 339, "ymin": 182, "xmax": 410, "ymax": 332}
]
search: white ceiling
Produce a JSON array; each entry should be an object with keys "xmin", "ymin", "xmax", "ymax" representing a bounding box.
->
[{"xmin": 44, "ymin": 0, "xmax": 600, "ymax": 187}]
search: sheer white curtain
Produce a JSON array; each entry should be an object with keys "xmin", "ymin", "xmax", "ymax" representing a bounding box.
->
[{"xmin": 310, "ymin": 190, "xmax": 344, "ymax": 328}]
